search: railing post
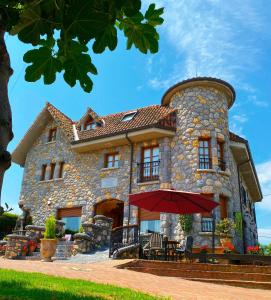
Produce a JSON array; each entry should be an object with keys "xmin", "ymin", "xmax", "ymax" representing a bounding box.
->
[{"xmin": 211, "ymin": 212, "xmax": 216, "ymax": 263}]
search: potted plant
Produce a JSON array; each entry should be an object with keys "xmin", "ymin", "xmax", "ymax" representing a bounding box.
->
[
  {"xmin": 41, "ymin": 215, "xmax": 57, "ymax": 262},
  {"xmin": 215, "ymin": 218, "xmax": 236, "ymax": 247},
  {"xmin": 28, "ymin": 240, "xmax": 37, "ymax": 254},
  {"xmin": 21, "ymin": 245, "xmax": 28, "ymax": 256}
]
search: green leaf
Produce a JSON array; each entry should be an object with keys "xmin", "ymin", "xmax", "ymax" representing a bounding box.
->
[
  {"xmin": 122, "ymin": 0, "xmax": 141, "ymax": 17},
  {"xmin": 145, "ymin": 4, "xmax": 164, "ymax": 26},
  {"xmin": 65, "ymin": 0, "xmax": 111, "ymax": 44},
  {"xmin": 93, "ymin": 26, "xmax": 117, "ymax": 53},
  {"xmin": 23, "ymin": 47, "xmax": 62, "ymax": 84},
  {"xmin": 62, "ymin": 41, "xmax": 97, "ymax": 93},
  {"xmin": 11, "ymin": 4, "xmax": 53, "ymax": 45},
  {"xmin": 121, "ymin": 20, "xmax": 159, "ymax": 54}
]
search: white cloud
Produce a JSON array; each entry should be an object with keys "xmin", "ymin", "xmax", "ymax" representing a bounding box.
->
[
  {"xmin": 144, "ymin": 0, "xmax": 269, "ymax": 104},
  {"xmin": 256, "ymin": 160, "xmax": 271, "ymax": 211},
  {"xmin": 258, "ymin": 228, "xmax": 271, "ymax": 245},
  {"xmin": 248, "ymin": 95, "xmax": 269, "ymax": 108},
  {"xmin": 232, "ymin": 114, "xmax": 248, "ymax": 124},
  {"xmin": 229, "ymin": 122, "xmax": 245, "ymax": 138},
  {"xmin": 230, "ymin": 113, "xmax": 248, "ymax": 137}
]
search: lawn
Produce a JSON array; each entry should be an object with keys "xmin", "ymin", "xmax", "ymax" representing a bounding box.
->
[{"xmin": 0, "ymin": 269, "xmax": 166, "ymax": 300}]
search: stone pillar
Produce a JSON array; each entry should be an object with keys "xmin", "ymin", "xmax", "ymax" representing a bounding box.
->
[
  {"xmin": 45, "ymin": 165, "xmax": 51, "ymax": 181},
  {"xmin": 160, "ymin": 137, "xmax": 171, "ymax": 186},
  {"xmin": 54, "ymin": 163, "xmax": 60, "ymax": 179}
]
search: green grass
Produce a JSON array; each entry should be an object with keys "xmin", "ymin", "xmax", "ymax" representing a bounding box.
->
[{"xmin": 0, "ymin": 269, "xmax": 166, "ymax": 300}]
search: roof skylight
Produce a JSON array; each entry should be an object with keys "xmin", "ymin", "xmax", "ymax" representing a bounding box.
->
[{"xmin": 121, "ymin": 111, "xmax": 137, "ymax": 122}]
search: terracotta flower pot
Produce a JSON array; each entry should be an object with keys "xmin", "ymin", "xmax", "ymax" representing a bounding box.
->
[
  {"xmin": 220, "ymin": 237, "xmax": 232, "ymax": 248},
  {"xmin": 41, "ymin": 239, "xmax": 57, "ymax": 262}
]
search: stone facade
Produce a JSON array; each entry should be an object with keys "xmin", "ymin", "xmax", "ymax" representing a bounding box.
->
[{"xmin": 16, "ymin": 78, "xmax": 261, "ymax": 253}]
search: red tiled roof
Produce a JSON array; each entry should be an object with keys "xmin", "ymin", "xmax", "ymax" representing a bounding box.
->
[
  {"xmin": 46, "ymin": 103, "xmax": 176, "ymax": 143},
  {"xmin": 46, "ymin": 103, "xmax": 74, "ymax": 140},
  {"xmin": 75, "ymin": 105, "xmax": 176, "ymax": 142}
]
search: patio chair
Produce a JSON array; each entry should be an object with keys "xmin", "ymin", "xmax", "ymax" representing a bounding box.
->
[
  {"xmin": 175, "ymin": 235, "xmax": 193, "ymax": 262},
  {"xmin": 143, "ymin": 233, "xmax": 165, "ymax": 260}
]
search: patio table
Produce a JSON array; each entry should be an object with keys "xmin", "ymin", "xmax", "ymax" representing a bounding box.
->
[{"xmin": 164, "ymin": 240, "xmax": 179, "ymax": 261}]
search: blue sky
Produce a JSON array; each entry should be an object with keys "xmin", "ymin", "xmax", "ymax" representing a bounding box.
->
[{"xmin": 2, "ymin": 0, "xmax": 271, "ymax": 244}]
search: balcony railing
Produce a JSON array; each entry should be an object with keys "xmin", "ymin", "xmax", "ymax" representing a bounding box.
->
[
  {"xmin": 199, "ymin": 157, "xmax": 212, "ymax": 169},
  {"xmin": 201, "ymin": 218, "xmax": 213, "ymax": 232},
  {"xmin": 218, "ymin": 159, "xmax": 226, "ymax": 171},
  {"xmin": 138, "ymin": 161, "xmax": 160, "ymax": 183}
]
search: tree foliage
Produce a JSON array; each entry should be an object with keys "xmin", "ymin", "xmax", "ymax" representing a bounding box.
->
[{"xmin": 0, "ymin": 0, "xmax": 164, "ymax": 93}]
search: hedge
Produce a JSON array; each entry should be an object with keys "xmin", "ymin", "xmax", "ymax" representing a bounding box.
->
[{"xmin": 0, "ymin": 213, "xmax": 18, "ymax": 240}]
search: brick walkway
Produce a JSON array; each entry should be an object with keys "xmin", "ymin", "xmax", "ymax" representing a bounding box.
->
[{"xmin": 1, "ymin": 258, "xmax": 271, "ymax": 300}]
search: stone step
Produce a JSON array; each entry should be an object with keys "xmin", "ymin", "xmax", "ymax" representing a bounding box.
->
[
  {"xmin": 188, "ymin": 278, "xmax": 271, "ymax": 290},
  {"xmin": 121, "ymin": 260, "xmax": 271, "ymax": 274},
  {"xmin": 125, "ymin": 266, "xmax": 271, "ymax": 282}
]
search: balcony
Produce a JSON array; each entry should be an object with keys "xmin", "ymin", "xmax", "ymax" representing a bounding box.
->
[
  {"xmin": 218, "ymin": 159, "xmax": 226, "ymax": 171},
  {"xmin": 199, "ymin": 157, "xmax": 212, "ymax": 170},
  {"xmin": 201, "ymin": 218, "xmax": 213, "ymax": 232},
  {"xmin": 138, "ymin": 161, "xmax": 160, "ymax": 183}
]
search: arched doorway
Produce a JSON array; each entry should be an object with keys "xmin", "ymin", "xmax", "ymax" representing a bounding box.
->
[{"xmin": 94, "ymin": 199, "xmax": 124, "ymax": 229}]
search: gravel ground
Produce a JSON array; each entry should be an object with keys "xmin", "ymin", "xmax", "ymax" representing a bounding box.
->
[{"xmin": 56, "ymin": 248, "xmax": 110, "ymax": 264}]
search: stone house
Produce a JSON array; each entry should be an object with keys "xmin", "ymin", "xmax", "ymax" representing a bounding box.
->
[{"xmin": 12, "ymin": 77, "xmax": 262, "ymax": 252}]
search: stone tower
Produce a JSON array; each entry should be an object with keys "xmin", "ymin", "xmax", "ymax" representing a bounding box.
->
[{"xmin": 161, "ymin": 78, "xmax": 236, "ymax": 245}]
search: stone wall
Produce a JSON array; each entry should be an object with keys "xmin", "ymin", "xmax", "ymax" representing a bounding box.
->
[
  {"xmin": 73, "ymin": 215, "xmax": 113, "ymax": 254},
  {"xmin": 18, "ymin": 80, "xmax": 259, "ymax": 252},
  {"xmin": 5, "ymin": 235, "xmax": 30, "ymax": 259}
]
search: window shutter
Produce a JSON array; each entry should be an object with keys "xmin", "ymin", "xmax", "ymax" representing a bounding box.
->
[
  {"xmin": 220, "ymin": 195, "xmax": 228, "ymax": 219},
  {"xmin": 139, "ymin": 209, "xmax": 160, "ymax": 221},
  {"xmin": 201, "ymin": 194, "xmax": 214, "ymax": 218},
  {"xmin": 57, "ymin": 207, "xmax": 82, "ymax": 218}
]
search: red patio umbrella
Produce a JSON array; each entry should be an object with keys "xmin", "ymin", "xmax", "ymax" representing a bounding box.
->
[
  {"xmin": 129, "ymin": 189, "xmax": 219, "ymax": 256},
  {"xmin": 129, "ymin": 189, "xmax": 219, "ymax": 214}
]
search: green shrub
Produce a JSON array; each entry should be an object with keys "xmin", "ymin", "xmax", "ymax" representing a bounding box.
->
[
  {"xmin": 0, "ymin": 213, "xmax": 18, "ymax": 239},
  {"xmin": 64, "ymin": 229, "xmax": 78, "ymax": 235},
  {"xmin": 179, "ymin": 214, "xmax": 193, "ymax": 234},
  {"xmin": 44, "ymin": 216, "xmax": 56, "ymax": 239}
]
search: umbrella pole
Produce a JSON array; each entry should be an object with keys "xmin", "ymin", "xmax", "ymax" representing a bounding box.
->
[{"xmin": 212, "ymin": 210, "xmax": 216, "ymax": 263}]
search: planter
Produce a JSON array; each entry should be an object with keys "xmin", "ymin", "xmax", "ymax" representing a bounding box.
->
[
  {"xmin": 41, "ymin": 239, "xmax": 57, "ymax": 262},
  {"xmin": 199, "ymin": 252, "xmax": 207, "ymax": 263},
  {"xmin": 220, "ymin": 237, "xmax": 232, "ymax": 248}
]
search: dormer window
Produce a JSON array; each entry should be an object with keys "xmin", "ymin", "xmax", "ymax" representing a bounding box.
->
[
  {"xmin": 121, "ymin": 111, "xmax": 137, "ymax": 122},
  {"xmin": 48, "ymin": 128, "xmax": 57, "ymax": 142},
  {"xmin": 80, "ymin": 120, "xmax": 101, "ymax": 131}
]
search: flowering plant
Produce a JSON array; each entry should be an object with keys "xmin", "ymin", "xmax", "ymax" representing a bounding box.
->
[
  {"xmin": 28, "ymin": 240, "xmax": 37, "ymax": 246},
  {"xmin": 223, "ymin": 243, "xmax": 235, "ymax": 254},
  {"xmin": 0, "ymin": 244, "xmax": 6, "ymax": 253},
  {"xmin": 247, "ymin": 245, "xmax": 260, "ymax": 255},
  {"xmin": 28, "ymin": 240, "xmax": 37, "ymax": 253},
  {"xmin": 200, "ymin": 245, "xmax": 208, "ymax": 253},
  {"xmin": 21, "ymin": 245, "xmax": 28, "ymax": 255},
  {"xmin": 215, "ymin": 218, "xmax": 236, "ymax": 238}
]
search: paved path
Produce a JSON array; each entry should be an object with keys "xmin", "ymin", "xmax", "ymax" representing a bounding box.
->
[
  {"xmin": 57, "ymin": 248, "xmax": 110, "ymax": 264},
  {"xmin": 1, "ymin": 258, "xmax": 271, "ymax": 300}
]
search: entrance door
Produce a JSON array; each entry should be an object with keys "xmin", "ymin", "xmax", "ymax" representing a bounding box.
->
[{"xmin": 95, "ymin": 199, "xmax": 124, "ymax": 229}]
